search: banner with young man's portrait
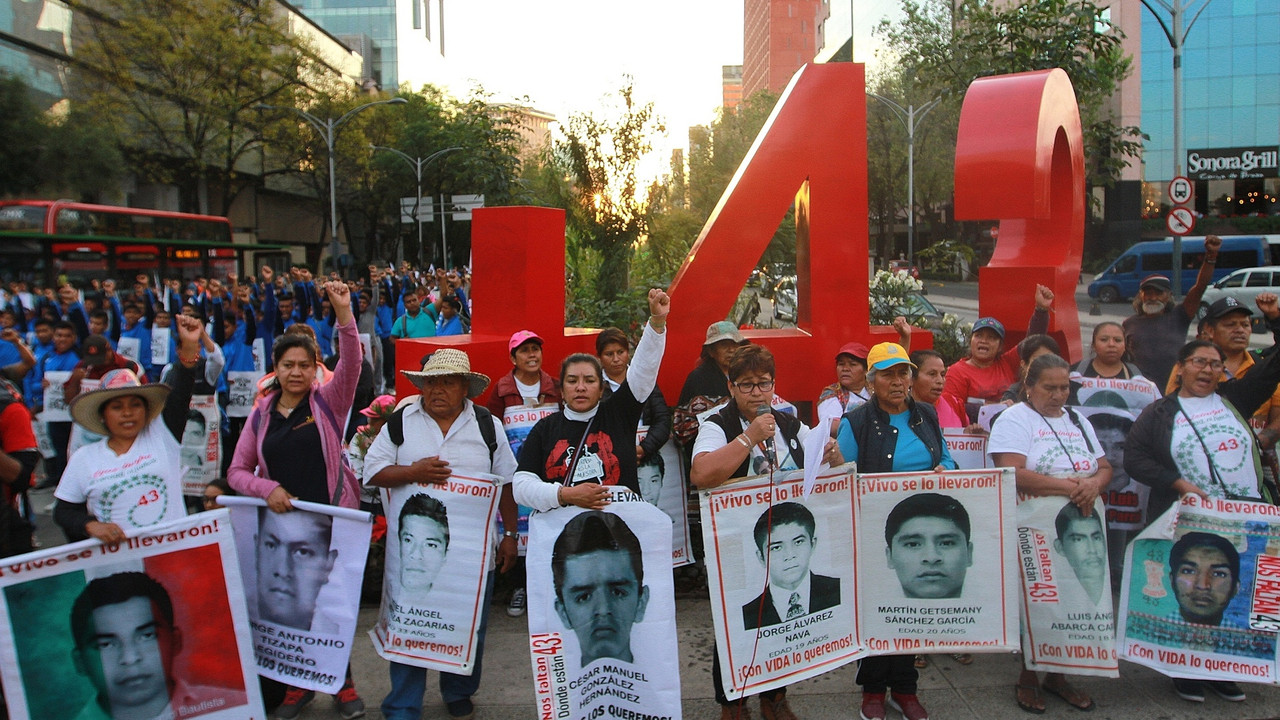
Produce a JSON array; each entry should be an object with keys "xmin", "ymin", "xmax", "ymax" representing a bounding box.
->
[
  {"xmin": 221, "ymin": 497, "xmax": 372, "ymax": 693},
  {"xmin": 855, "ymin": 469, "xmax": 1019, "ymax": 654},
  {"xmin": 370, "ymin": 473, "xmax": 501, "ymax": 674},
  {"xmin": 1017, "ymin": 496, "xmax": 1118, "ymax": 677},
  {"xmin": 179, "ymin": 394, "xmax": 221, "ymax": 496},
  {"xmin": 0, "ymin": 511, "xmax": 261, "ymax": 720},
  {"xmin": 700, "ymin": 467, "xmax": 863, "ymax": 700},
  {"xmin": 526, "ymin": 490, "xmax": 681, "ymax": 720},
  {"xmin": 500, "ymin": 404, "xmax": 557, "ymax": 556},
  {"xmin": 637, "ymin": 426, "xmax": 693, "ymax": 567},
  {"xmin": 1072, "ymin": 376, "xmax": 1160, "ymax": 531},
  {"xmin": 1118, "ymin": 495, "xmax": 1280, "ymax": 684}
]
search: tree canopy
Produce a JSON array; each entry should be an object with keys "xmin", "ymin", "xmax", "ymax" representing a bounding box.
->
[
  {"xmin": 66, "ymin": 0, "xmax": 330, "ymax": 214},
  {"xmin": 875, "ymin": 0, "xmax": 1144, "ymax": 191}
]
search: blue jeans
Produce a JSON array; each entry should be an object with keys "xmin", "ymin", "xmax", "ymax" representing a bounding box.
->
[{"xmin": 381, "ymin": 571, "xmax": 495, "ymax": 720}]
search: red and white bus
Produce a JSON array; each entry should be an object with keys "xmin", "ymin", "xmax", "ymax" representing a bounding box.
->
[{"xmin": 0, "ymin": 200, "xmax": 293, "ymax": 286}]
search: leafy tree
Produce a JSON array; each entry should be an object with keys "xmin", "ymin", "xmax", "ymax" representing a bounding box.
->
[
  {"xmin": 364, "ymin": 85, "xmax": 522, "ymax": 267},
  {"xmin": 865, "ymin": 67, "xmax": 959, "ymax": 262},
  {"xmin": 66, "ymin": 0, "xmax": 333, "ymax": 215},
  {"xmin": 0, "ymin": 74, "xmax": 46, "ymax": 196},
  {"xmin": 0, "ymin": 72, "xmax": 122, "ymax": 199},
  {"xmin": 875, "ymin": 0, "xmax": 1144, "ymax": 192},
  {"xmin": 562, "ymin": 81, "xmax": 664, "ymax": 321}
]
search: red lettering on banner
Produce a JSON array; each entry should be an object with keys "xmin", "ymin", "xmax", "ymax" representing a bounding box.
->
[{"xmin": 955, "ymin": 69, "xmax": 1085, "ymax": 359}]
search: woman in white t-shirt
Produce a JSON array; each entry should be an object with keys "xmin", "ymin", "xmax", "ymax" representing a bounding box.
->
[
  {"xmin": 53, "ymin": 315, "xmax": 203, "ymax": 544},
  {"xmin": 1126, "ymin": 339, "xmax": 1275, "ymax": 507},
  {"xmin": 989, "ymin": 354, "xmax": 1111, "ymax": 714}
]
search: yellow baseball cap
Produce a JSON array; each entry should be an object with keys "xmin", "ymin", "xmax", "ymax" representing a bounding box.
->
[{"xmin": 866, "ymin": 342, "xmax": 916, "ymax": 371}]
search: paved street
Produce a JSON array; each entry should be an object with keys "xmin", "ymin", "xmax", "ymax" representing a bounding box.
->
[{"xmin": 924, "ymin": 279, "xmax": 1273, "ymax": 353}]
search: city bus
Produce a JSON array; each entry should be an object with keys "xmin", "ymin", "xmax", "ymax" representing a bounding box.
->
[{"xmin": 0, "ymin": 200, "xmax": 294, "ymax": 287}]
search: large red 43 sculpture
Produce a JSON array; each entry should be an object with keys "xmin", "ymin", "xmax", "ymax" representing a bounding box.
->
[{"xmin": 396, "ymin": 65, "xmax": 1084, "ymax": 414}]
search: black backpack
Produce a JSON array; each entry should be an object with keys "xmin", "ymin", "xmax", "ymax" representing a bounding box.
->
[{"xmin": 386, "ymin": 402, "xmax": 499, "ymax": 465}]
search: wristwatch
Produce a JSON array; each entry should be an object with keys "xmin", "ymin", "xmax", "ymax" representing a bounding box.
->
[{"xmin": 502, "ymin": 530, "xmax": 518, "ymax": 540}]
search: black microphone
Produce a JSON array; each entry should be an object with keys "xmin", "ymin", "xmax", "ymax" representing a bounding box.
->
[{"xmin": 757, "ymin": 405, "xmax": 777, "ymax": 468}]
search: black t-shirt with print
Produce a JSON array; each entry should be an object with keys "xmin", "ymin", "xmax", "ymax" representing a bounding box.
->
[
  {"xmin": 262, "ymin": 393, "xmax": 328, "ymax": 504},
  {"xmin": 517, "ymin": 380, "xmax": 645, "ymax": 494}
]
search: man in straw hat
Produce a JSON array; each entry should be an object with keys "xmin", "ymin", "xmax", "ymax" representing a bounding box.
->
[{"xmin": 365, "ymin": 348, "xmax": 518, "ymax": 720}]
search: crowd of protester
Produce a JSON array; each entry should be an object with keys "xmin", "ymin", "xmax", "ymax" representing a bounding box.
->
[{"xmin": 3, "ymin": 233, "xmax": 1280, "ymax": 720}]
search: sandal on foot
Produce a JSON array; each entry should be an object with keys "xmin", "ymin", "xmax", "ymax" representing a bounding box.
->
[
  {"xmin": 914, "ymin": 655, "xmax": 928, "ymax": 669},
  {"xmin": 1016, "ymin": 683, "xmax": 1046, "ymax": 714},
  {"xmin": 1043, "ymin": 679, "xmax": 1095, "ymax": 712},
  {"xmin": 950, "ymin": 653, "xmax": 973, "ymax": 665}
]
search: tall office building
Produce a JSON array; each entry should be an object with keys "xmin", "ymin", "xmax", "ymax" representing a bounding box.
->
[
  {"xmin": 742, "ymin": 0, "xmax": 824, "ymax": 97},
  {"xmin": 1136, "ymin": 1, "xmax": 1278, "ymax": 218},
  {"xmin": 723, "ymin": 65, "xmax": 744, "ymax": 109},
  {"xmin": 289, "ymin": 0, "xmax": 447, "ymax": 92}
]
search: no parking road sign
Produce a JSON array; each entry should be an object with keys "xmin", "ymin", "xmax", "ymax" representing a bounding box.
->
[{"xmin": 1168, "ymin": 176, "xmax": 1193, "ymax": 205}]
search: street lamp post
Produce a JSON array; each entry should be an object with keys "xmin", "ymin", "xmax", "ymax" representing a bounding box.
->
[
  {"xmin": 255, "ymin": 97, "xmax": 407, "ymax": 276},
  {"xmin": 369, "ymin": 145, "xmax": 462, "ymax": 267},
  {"xmin": 868, "ymin": 93, "xmax": 942, "ymax": 269},
  {"xmin": 1140, "ymin": 0, "xmax": 1212, "ymax": 296}
]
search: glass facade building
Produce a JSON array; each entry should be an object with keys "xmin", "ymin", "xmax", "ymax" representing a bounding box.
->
[
  {"xmin": 0, "ymin": 0, "xmax": 73, "ymax": 105},
  {"xmin": 292, "ymin": 0, "xmax": 398, "ymax": 90},
  {"xmin": 1141, "ymin": 2, "xmax": 1279, "ymax": 217}
]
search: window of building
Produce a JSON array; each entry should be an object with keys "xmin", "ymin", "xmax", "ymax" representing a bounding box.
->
[{"xmin": 412, "ymin": 0, "xmax": 420, "ymax": 29}]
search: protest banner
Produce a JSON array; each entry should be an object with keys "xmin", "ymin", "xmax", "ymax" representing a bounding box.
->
[
  {"xmin": 151, "ymin": 326, "xmax": 172, "ymax": 367},
  {"xmin": 252, "ymin": 338, "xmax": 266, "ymax": 374},
  {"xmin": 0, "ymin": 511, "xmax": 262, "ymax": 720},
  {"xmin": 42, "ymin": 370, "xmax": 71, "ymax": 422},
  {"xmin": 701, "ymin": 466, "xmax": 863, "ymax": 700},
  {"xmin": 67, "ymin": 378, "xmax": 102, "ymax": 458},
  {"xmin": 637, "ymin": 426, "xmax": 693, "ymax": 567},
  {"xmin": 179, "ymin": 395, "xmax": 221, "ymax": 496},
  {"xmin": 855, "ymin": 468, "xmax": 1019, "ymax": 654},
  {"xmin": 221, "ymin": 497, "xmax": 372, "ymax": 693},
  {"xmin": 1017, "ymin": 496, "xmax": 1118, "ymax": 677},
  {"xmin": 370, "ymin": 473, "xmax": 501, "ymax": 673},
  {"xmin": 500, "ymin": 404, "xmax": 557, "ymax": 556},
  {"xmin": 944, "ymin": 430, "xmax": 988, "ymax": 470},
  {"xmin": 226, "ymin": 371, "xmax": 262, "ymax": 418},
  {"xmin": 1073, "ymin": 375, "xmax": 1160, "ymax": 531},
  {"xmin": 527, "ymin": 490, "xmax": 681, "ymax": 719},
  {"xmin": 1117, "ymin": 495, "xmax": 1280, "ymax": 684},
  {"xmin": 116, "ymin": 336, "xmax": 141, "ymax": 365},
  {"xmin": 32, "ymin": 416, "xmax": 54, "ymax": 459}
]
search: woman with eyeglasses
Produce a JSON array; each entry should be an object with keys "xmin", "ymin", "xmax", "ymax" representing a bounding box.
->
[
  {"xmin": 1126, "ymin": 338, "xmax": 1280, "ymax": 515},
  {"xmin": 690, "ymin": 343, "xmax": 841, "ymax": 720},
  {"xmin": 1123, "ymin": 337, "xmax": 1280, "ymax": 705}
]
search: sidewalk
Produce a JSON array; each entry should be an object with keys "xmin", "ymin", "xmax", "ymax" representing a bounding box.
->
[{"xmin": 318, "ymin": 594, "xmax": 1280, "ymax": 720}]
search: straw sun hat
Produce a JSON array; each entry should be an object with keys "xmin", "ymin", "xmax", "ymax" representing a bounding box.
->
[
  {"xmin": 401, "ymin": 349, "xmax": 490, "ymax": 398},
  {"xmin": 69, "ymin": 369, "xmax": 170, "ymax": 436}
]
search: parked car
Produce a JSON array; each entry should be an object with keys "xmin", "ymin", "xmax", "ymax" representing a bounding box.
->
[
  {"xmin": 889, "ymin": 259, "xmax": 921, "ymax": 280},
  {"xmin": 871, "ymin": 291, "xmax": 945, "ymax": 329},
  {"xmin": 1198, "ymin": 265, "xmax": 1280, "ymax": 331},
  {"xmin": 772, "ymin": 276, "xmax": 797, "ymax": 322}
]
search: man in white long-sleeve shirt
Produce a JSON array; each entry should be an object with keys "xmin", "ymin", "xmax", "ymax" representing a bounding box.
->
[
  {"xmin": 513, "ymin": 289, "xmax": 670, "ymax": 511},
  {"xmin": 364, "ymin": 348, "xmax": 518, "ymax": 720}
]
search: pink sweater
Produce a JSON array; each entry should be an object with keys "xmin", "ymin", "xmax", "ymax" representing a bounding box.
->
[{"xmin": 227, "ymin": 318, "xmax": 361, "ymax": 508}]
